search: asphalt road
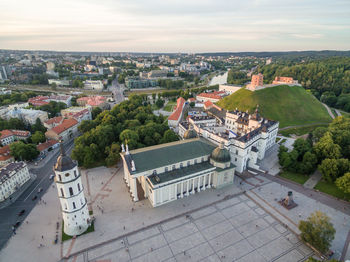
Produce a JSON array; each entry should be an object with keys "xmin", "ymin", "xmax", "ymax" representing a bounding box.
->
[
  {"xmin": 110, "ymin": 78, "xmax": 125, "ymax": 104},
  {"xmin": 0, "ymin": 140, "xmax": 74, "ymax": 251}
]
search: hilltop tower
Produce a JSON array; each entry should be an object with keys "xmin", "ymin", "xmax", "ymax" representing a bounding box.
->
[{"xmin": 54, "ymin": 143, "xmax": 90, "ymax": 236}]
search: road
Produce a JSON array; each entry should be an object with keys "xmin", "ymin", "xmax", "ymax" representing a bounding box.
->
[
  {"xmin": 110, "ymin": 78, "xmax": 125, "ymax": 104},
  {"xmin": 0, "ymin": 140, "xmax": 75, "ymax": 251}
]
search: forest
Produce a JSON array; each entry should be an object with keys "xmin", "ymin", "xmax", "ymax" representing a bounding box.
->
[{"xmin": 71, "ymin": 95, "xmax": 179, "ymax": 168}]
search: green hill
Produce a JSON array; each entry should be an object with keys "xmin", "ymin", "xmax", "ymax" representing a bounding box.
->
[{"xmin": 217, "ymin": 85, "xmax": 332, "ymax": 128}]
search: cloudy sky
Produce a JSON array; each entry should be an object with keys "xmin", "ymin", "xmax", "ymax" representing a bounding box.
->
[{"xmin": 1, "ymin": 0, "xmax": 349, "ymax": 52}]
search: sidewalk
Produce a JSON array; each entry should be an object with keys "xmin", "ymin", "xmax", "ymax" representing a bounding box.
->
[
  {"xmin": 303, "ymin": 170, "xmax": 322, "ymax": 189},
  {"xmin": 0, "ymin": 173, "xmax": 37, "ymax": 210}
]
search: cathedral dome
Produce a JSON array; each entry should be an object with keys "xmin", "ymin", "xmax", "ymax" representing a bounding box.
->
[
  {"xmin": 54, "ymin": 143, "xmax": 76, "ymax": 172},
  {"xmin": 183, "ymin": 129, "xmax": 197, "ymax": 139},
  {"xmin": 211, "ymin": 143, "xmax": 231, "ymax": 163}
]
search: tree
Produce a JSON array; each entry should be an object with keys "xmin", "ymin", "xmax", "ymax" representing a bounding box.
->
[
  {"xmin": 91, "ymin": 107, "xmax": 102, "ymax": 120},
  {"xmin": 314, "ymin": 132, "xmax": 341, "ymax": 160},
  {"xmin": 335, "ymin": 173, "xmax": 350, "ymax": 194},
  {"xmin": 120, "ymin": 129, "xmax": 139, "ymax": 149},
  {"xmin": 31, "ymin": 131, "xmax": 46, "ymax": 144},
  {"xmin": 312, "ymin": 127, "xmax": 328, "ymax": 143},
  {"xmin": 31, "ymin": 118, "xmax": 47, "ymax": 133},
  {"xmin": 319, "ymin": 158, "xmax": 350, "ymax": 182},
  {"xmin": 10, "ymin": 141, "xmax": 39, "ymax": 161},
  {"xmin": 161, "ymin": 129, "xmax": 179, "ymax": 143},
  {"xmin": 300, "ymin": 152, "xmax": 318, "ymax": 174},
  {"xmin": 155, "ymin": 99, "xmax": 165, "ymax": 108},
  {"xmin": 299, "ymin": 211, "xmax": 335, "ymax": 253}
]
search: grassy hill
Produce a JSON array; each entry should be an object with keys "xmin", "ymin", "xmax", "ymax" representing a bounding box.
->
[{"xmin": 217, "ymin": 85, "xmax": 332, "ymax": 128}]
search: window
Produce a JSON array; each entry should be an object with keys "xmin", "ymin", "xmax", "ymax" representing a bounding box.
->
[
  {"xmin": 201, "ymin": 157, "xmax": 204, "ymax": 162},
  {"xmin": 74, "ymin": 170, "xmax": 77, "ymax": 177},
  {"xmin": 80, "ymin": 198, "xmax": 84, "ymax": 205},
  {"xmin": 73, "ymin": 202, "xmax": 76, "ymax": 209},
  {"xmin": 180, "ymin": 163, "xmax": 183, "ymax": 168},
  {"xmin": 60, "ymin": 188, "xmax": 64, "ymax": 197},
  {"xmin": 194, "ymin": 159, "xmax": 197, "ymax": 164},
  {"xmin": 77, "ymin": 183, "xmax": 81, "ymax": 191},
  {"xmin": 65, "ymin": 173, "xmax": 70, "ymax": 177},
  {"xmin": 58, "ymin": 175, "xmax": 62, "ymax": 181},
  {"xmin": 153, "ymin": 170, "xmax": 157, "ymax": 175},
  {"xmin": 64, "ymin": 203, "xmax": 67, "ymax": 210},
  {"xmin": 165, "ymin": 167, "xmax": 168, "ymax": 172},
  {"xmin": 69, "ymin": 187, "xmax": 73, "ymax": 196},
  {"xmin": 187, "ymin": 161, "xmax": 190, "ymax": 166},
  {"xmin": 172, "ymin": 165, "xmax": 176, "ymax": 170}
]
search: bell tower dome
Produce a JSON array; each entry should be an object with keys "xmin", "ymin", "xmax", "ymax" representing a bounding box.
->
[{"xmin": 54, "ymin": 143, "xmax": 90, "ymax": 236}]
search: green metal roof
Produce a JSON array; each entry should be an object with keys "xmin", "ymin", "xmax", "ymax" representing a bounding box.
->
[
  {"xmin": 130, "ymin": 139, "xmax": 216, "ymax": 174},
  {"xmin": 148, "ymin": 161, "xmax": 215, "ymax": 186}
]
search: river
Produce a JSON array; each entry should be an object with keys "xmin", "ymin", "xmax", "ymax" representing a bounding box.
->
[{"xmin": 209, "ymin": 71, "xmax": 228, "ymax": 86}]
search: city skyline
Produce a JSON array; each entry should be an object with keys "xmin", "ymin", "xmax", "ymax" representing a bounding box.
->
[{"xmin": 1, "ymin": 0, "xmax": 350, "ymax": 52}]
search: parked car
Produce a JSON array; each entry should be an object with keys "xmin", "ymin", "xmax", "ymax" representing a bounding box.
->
[
  {"xmin": 37, "ymin": 188, "xmax": 43, "ymax": 193},
  {"xmin": 13, "ymin": 221, "xmax": 21, "ymax": 228},
  {"xmin": 49, "ymin": 175, "xmax": 55, "ymax": 180},
  {"xmin": 18, "ymin": 209, "xmax": 25, "ymax": 216},
  {"xmin": 32, "ymin": 195, "xmax": 37, "ymax": 201}
]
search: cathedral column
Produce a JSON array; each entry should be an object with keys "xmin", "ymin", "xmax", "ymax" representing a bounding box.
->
[
  {"xmin": 180, "ymin": 182, "xmax": 184, "ymax": 198},
  {"xmin": 186, "ymin": 180, "xmax": 189, "ymax": 196},
  {"xmin": 208, "ymin": 173, "xmax": 212, "ymax": 188},
  {"xmin": 197, "ymin": 176, "xmax": 201, "ymax": 192},
  {"xmin": 131, "ymin": 177, "xmax": 138, "ymax": 201}
]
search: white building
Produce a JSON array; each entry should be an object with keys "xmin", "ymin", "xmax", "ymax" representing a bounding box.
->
[
  {"xmin": 48, "ymin": 79, "xmax": 71, "ymax": 87},
  {"xmin": 61, "ymin": 107, "xmax": 92, "ymax": 123},
  {"xmin": 5, "ymin": 108, "xmax": 48, "ymax": 125},
  {"xmin": 181, "ymin": 106, "xmax": 279, "ymax": 173},
  {"xmin": 83, "ymin": 80, "xmax": 104, "ymax": 91},
  {"xmin": 0, "ymin": 130, "xmax": 31, "ymax": 146},
  {"xmin": 121, "ymin": 138, "xmax": 235, "ymax": 207},
  {"xmin": 0, "ymin": 162, "xmax": 31, "ymax": 203},
  {"xmin": 54, "ymin": 145, "xmax": 90, "ymax": 236}
]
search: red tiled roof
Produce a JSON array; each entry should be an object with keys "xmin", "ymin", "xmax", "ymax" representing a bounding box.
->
[
  {"xmin": 44, "ymin": 116, "xmax": 63, "ymax": 125},
  {"xmin": 77, "ymin": 96, "xmax": 106, "ymax": 107},
  {"xmin": 49, "ymin": 118, "xmax": 78, "ymax": 135},
  {"xmin": 196, "ymin": 93, "xmax": 222, "ymax": 100},
  {"xmin": 168, "ymin": 97, "xmax": 185, "ymax": 121},
  {"xmin": 37, "ymin": 140, "xmax": 59, "ymax": 152},
  {"xmin": 0, "ymin": 130, "xmax": 14, "ymax": 139},
  {"xmin": 0, "ymin": 145, "xmax": 12, "ymax": 161},
  {"xmin": 204, "ymin": 100, "xmax": 214, "ymax": 109},
  {"xmin": 187, "ymin": 98, "xmax": 196, "ymax": 102}
]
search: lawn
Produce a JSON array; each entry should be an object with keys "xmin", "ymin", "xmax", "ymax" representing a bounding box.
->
[
  {"xmin": 280, "ymin": 138, "xmax": 287, "ymax": 144},
  {"xmin": 279, "ymin": 171, "xmax": 309, "ymax": 184},
  {"xmin": 279, "ymin": 124, "xmax": 328, "ymax": 137},
  {"xmin": 61, "ymin": 220, "xmax": 95, "ymax": 242},
  {"xmin": 164, "ymin": 101, "xmax": 176, "ymax": 112},
  {"xmin": 218, "ymin": 85, "xmax": 332, "ymax": 128},
  {"xmin": 315, "ymin": 180, "xmax": 350, "ymax": 202},
  {"xmin": 276, "ymin": 137, "xmax": 281, "ymax": 143}
]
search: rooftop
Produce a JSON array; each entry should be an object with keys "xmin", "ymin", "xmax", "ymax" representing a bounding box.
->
[
  {"xmin": 49, "ymin": 118, "xmax": 78, "ymax": 135},
  {"xmin": 168, "ymin": 97, "xmax": 185, "ymax": 121},
  {"xmin": 0, "ymin": 162, "xmax": 26, "ymax": 183},
  {"xmin": 124, "ymin": 138, "xmax": 216, "ymax": 174}
]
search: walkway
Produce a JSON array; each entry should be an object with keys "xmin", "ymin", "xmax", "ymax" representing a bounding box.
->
[
  {"xmin": 303, "ymin": 170, "xmax": 322, "ymax": 189},
  {"xmin": 322, "ymin": 103, "xmax": 335, "ymax": 119}
]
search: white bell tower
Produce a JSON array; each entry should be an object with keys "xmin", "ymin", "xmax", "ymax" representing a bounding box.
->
[{"xmin": 54, "ymin": 143, "xmax": 90, "ymax": 236}]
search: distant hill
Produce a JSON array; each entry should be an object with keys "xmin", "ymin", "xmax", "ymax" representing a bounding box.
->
[{"xmin": 217, "ymin": 85, "xmax": 332, "ymax": 128}]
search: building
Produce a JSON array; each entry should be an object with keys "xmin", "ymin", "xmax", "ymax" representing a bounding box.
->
[
  {"xmin": 272, "ymin": 76, "xmax": 299, "ymax": 85},
  {"xmin": 147, "ymin": 70, "xmax": 168, "ymax": 78},
  {"xmin": 77, "ymin": 96, "xmax": 108, "ymax": 109},
  {"xmin": 37, "ymin": 140, "xmax": 59, "ymax": 156},
  {"xmin": 125, "ymin": 78, "xmax": 158, "ymax": 89},
  {"xmin": 0, "ymin": 162, "xmax": 31, "ymax": 203},
  {"xmin": 0, "ymin": 130, "xmax": 31, "ymax": 146},
  {"xmin": 0, "ymin": 88, "xmax": 11, "ymax": 95},
  {"xmin": 54, "ymin": 144, "xmax": 90, "ymax": 236},
  {"xmin": 196, "ymin": 91, "xmax": 226, "ymax": 103},
  {"xmin": 120, "ymin": 138, "xmax": 235, "ymax": 207},
  {"xmin": 247, "ymin": 73, "xmax": 264, "ymax": 91},
  {"xmin": 168, "ymin": 97, "xmax": 186, "ymax": 129},
  {"xmin": 219, "ymin": 84, "xmax": 242, "ymax": 95},
  {"xmin": 5, "ymin": 108, "xmax": 48, "ymax": 125},
  {"xmin": 44, "ymin": 116, "xmax": 64, "ymax": 129},
  {"xmin": 45, "ymin": 118, "xmax": 79, "ymax": 142},
  {"xmin": 61, "ymin": 107, "xmax": 92, "ymax": 123},
  {"xmin": 28, "ymin": 95, "xmax": 72, "ymax": 107},
  {"xmin": 182, "ymin": 106, "xmax": 279, "ymax": 173},
  {"xmin": 83, "ymin": 80, "xmax": 104, "ymax": 91},
  {"xmin": 0, "ymin": 146, "xmax": 14, "ymax": 166}
]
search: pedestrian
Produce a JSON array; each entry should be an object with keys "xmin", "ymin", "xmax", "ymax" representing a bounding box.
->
[
  {"xmin": 42, "ymin": 235, "xmax": 44, "ymax": 239},
  {"xmin": 123, "ymin": 226, "xmax": 125, "ymax": 230}
]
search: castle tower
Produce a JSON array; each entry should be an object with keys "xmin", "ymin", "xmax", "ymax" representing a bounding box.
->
[{"xmin": 54, "ymin": 143, "xmax": 90, "ymax": 236}]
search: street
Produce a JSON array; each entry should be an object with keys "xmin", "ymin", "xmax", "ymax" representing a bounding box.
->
[
  {"xmin": 0, "ymin": 140, "xmax": 74, "ymax": 251},
  {"xmin": 110, "ymin": 78, "xmax": 125, "ymax": 104}
]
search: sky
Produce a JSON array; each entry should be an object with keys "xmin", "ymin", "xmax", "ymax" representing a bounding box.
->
[{"xmin": 0, "ymin": 0, "xmax": 350, "ymax": 53}]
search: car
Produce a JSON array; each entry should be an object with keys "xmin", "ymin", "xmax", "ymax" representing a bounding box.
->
[
  {"xmin": 49, "ymin": 175, "xmax": 55, "ymax": 180},
  {"xmin": 37, "ymin": 188, "xmax": 43, "ymax": 193},
  {"xmin": 13, "ymin": 221, "xmax": 21, "ymax": 228},
  {"xmin": 32, "ymin": 195, "xmax": 37, "ymax": 201},
  {"xmin": 18, "ymin": 209, "xmax": 25, "ymax": 216}
]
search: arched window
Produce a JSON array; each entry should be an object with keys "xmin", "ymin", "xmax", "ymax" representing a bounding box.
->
[
  {"xmin": 80, "ymin": 198, "xmax": 83, "ymax": 205},
  {"xmin": 60, "ymin": 188, "xmax": 64, "ymax": 197},
  {"xmin": 65, "ymin": 173, "xmax": 70, "ymax": 177},
  {"xmin": 69, "ymin": 187, "xmax": 73, "ymax": 196},
  {"xmin": 58, "ymin": 175, "xmax": 62, "ymax": 181},
  {"xmin": 74, "ymin": 170, "xmax": 77, "ymax": 177},
  {"xmin": 77, "ymin": 183, "xmax": 81, "ymax": 191},
  {"xmin": 64, "ymin": 203, "xmax": 67, "ymax": 210},
  {"xmin": 73, "ymin": 202, "xmax": 76, "ymax": 209}
]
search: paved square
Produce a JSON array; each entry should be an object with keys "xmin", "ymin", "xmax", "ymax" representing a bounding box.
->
[{"xmin": 68, "ymin": 194, "xmax": 314, "ymax": 262}]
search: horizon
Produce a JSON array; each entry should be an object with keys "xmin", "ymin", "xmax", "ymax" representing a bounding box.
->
[{"xmin": 1, "ymin": 0, "xmax": 350, "ymax": 52}]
